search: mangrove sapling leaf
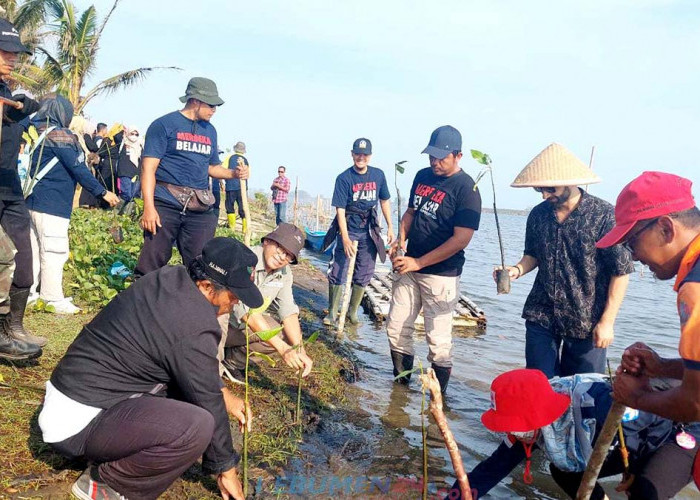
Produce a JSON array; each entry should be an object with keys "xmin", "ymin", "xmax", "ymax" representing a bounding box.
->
[
  {"xmin": 470, "ymin": 149, "xmax": 492, "ymax": 166},
  {"xmin": 250, "ymin": 352, "xmax": 277, "ymax": 367},
  {"xmin": 256, "ymin": 325, "xmax": 284, "ymax": 342},
  {"xmin": 248, "ymin": 297, "xmax": 272, "ymax": 316},
  {"xmin": 393, "ymin": 366, "xmax": 419, "ymax": 381},
  {"xmin": 307, "ymin": 330, "xmax": 320, "ymax": 344}
]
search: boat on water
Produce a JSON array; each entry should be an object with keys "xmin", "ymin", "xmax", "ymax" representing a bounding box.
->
[
  {"xmin": 304, "ymin": 227, "xmax": 334, "ymax": 255},
  {"xmin": 362, "ymin": 271, "xmax": 487, "ymax": 335}
]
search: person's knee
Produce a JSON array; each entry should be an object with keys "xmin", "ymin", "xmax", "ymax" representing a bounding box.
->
[{"xmin": 186, "ymin": 407, "xmax": 215, "ymax": 456}]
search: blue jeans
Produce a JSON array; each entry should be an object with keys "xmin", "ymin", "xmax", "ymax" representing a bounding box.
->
[
  {"xmin": 525, "ymin": 321, "xmax": 605, "ymax": 378},
  {"xmin": 328, "ymin": 231, "xmax": 377, "ymax": 287},
  {"xmin": 274, "ymin": 201, "xmax": 287, "ymax": 225}
]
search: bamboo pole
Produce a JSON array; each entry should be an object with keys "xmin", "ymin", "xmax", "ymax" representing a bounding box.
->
[
  {"xmin": 238, "ymin": 157, "xmax": 252, "ymax": 246},
  {"xmin": 420, "ymin": 369, "xmax": 473, "ymax": 500},
  {"xmin": 0, "ymin": 96, "xmax": 22, "ymax": 110},
  {"xmin": 336, "ymin": 240, "xmax": 358, "ymax": 336},
  {"xmin": 575, "ymin": 401, "xmax": 627, "ymax": 500},
  {"xmin": 315, "ymin": 194, "xmax": 320, "ymax": 231},
  {"xmin": 585, "ymin": 146, "xmax": 595, "ymax": 193}
]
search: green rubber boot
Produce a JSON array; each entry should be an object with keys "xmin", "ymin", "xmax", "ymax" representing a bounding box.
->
[
  {"xmin": 346, "ymin": 284, "xmax": 365, "ymax": 325},
  {"xmin": 323, "ymin": 284, "xmax": 342, "ymax": 326}
]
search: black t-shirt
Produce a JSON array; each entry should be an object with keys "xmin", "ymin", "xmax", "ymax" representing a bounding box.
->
[
  {"xmin": 50, "ymin": 266, "xmax": 238, "ymax": 474},
  {"xmin": 406, "ymin": 168, "xmax": 482, "ymax": 276}
]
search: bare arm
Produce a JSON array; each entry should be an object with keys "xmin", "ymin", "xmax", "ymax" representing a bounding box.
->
[
  {"xmin": 243, "ymin": 312, "xmax": 312, "ymax": 377},
  {"xmin": 379, "ymin": 198, "xmax": 394, "ymax": 244},
  {"xmin": 593, "ymin": 273, "xmax": 630, "ymax": 348},
  {"xmin": 209, "ymin": 164, "xmax": 249, "ymax": 180},
  {"xmin": 336, "ymin": 207, "xmax": 355, "ymax": 257},
  {"xmin": 393, "ymin": 225, "xmax": 475, "ymax": 274},
  {"xmin": 139, "ymin": 157, "xmax": 162, "ymax": 234}
]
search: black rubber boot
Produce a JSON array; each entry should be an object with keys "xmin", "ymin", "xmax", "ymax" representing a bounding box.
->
[
  {"xmin": 0, "ymin": 313, "xmax": 42, "ymax": 361},
  {"xmin": 432, "ymin": 364, "xmax": 451, "ymax": 394},
  {"xmin": 346, "ymin": 284, "xmax": 365, "ymax": 325},
  {"xmin": 391, "ymin": 350, "xmax": 415, "ymax": 384},
  {"xmin": 323, "ymin": 284, "xmax": 342, "ymax": 326},
  {"xmin": 9, "ymin": 286, "xmax": 47, "ymax": 347}
]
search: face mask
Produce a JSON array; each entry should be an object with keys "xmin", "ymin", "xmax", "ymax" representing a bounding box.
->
[{"xmin": 510, "ymin": 430, "xmax": 537, "ymax": 441}]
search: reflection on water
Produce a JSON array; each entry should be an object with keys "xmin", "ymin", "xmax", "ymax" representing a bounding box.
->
[{"xmin": 297, "ymin": 213, "xmax": 698, "ymax": 499}]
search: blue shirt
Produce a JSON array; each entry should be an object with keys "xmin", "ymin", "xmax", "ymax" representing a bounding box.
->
[
  {"xmin": 331, "ymin": 166, "xmax": 390, "ymax": 233},
  {"xmin": 143, "ymin": 111, "xmax": 221, "ymax": 208},
  {"xmin": 26, "ymin": 142, "xmax": 105, "ymax": 219},
  {"xmin": 224, "ymin": 153, "xmax": 247, "ymax": 191}
]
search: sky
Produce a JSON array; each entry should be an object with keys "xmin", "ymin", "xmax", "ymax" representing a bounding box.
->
[{"xmin": 70, "ymin": 0, "xmax": 699, "ymax": 209}]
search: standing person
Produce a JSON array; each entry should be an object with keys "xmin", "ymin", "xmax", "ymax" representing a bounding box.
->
[
  {"xmin": 271, "ymin": 165, "xmax": 290, "ymax": 224},
  {"xmin": 26, "ymin": 96, "xmax": 119, "ymax": 315},
  {"xmin": 0, "ymin": 19, "xmax": 45, "ymax": 358},
  {"xmin": 322, "ymin": 138, "xmax": 394, "ymax": 326},
  {"xmin": 94, "ymin": 124, "xmax": 123, "ymax": 208},
  {"xmin": 387, "ymin": 126, "xmax": 481, "ymax": 393},
  {"xmin": 225, "ymin": 141, "xmax": 248, "ymax": 232},
  {"xmin": 499, "ymin": 143, "xmax": 633, "ymax": 379},
  {"xmin": 93, "ymin": 122, "xmax": 107, "ymax": 148},
  {"xmin": 135, "ymin": 77, "xmax": 249, "ymax": 278},
  {"xmin": 39, "ymin": 237, "xmax": 261, "ymax": 500},
  {"xmin": 597, "ymin": 173, "xmax": 700, "ymax": 424},
  {"xmin": 222, "ymin": 223, "xmax": 313, "ymax": 381},
  {"xmin": 117, "ymin": 124, "xmax": 142, "ymax": 202}
]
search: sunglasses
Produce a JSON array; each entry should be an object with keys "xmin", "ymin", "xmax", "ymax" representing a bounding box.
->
[
  {"xmin": 622, "ymin": 218, "xmax": 659, "ymax": 253},
  {"xmin": 533, "ymin": 187, "xmax": 557, "ymax": 194}
]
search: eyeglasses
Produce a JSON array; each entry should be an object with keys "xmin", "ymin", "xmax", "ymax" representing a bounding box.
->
[
  {"xmin": 533, "ymin": 187, "xmax": 557, "ymax": 194},
  {"xmin": 272, "ymin": 242, "xmax": 293, "ymax": 262},
  {"xmin": 622, "ymin": 218, "xmax": 659, "ymax": 253},
  {"xmin": 278, "ymin": 170, "xmax": 284, "ymax": 174}
]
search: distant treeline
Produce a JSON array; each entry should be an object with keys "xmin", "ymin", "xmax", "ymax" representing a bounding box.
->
[{"xmin": 483, "ymin": 207, "xmax": 530, "ymax": 216}]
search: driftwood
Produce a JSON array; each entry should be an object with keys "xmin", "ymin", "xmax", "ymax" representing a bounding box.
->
[
  {"xmin": 336, "ymin": 240, "xmax": 358, "ymax": 335},
  {"xmin": 420, "ymin": 369, "xmax": 473, "ymax": 500},
  {"xmin": 575, "ymin": 401, "xmax": 627, "ymax": 500}
]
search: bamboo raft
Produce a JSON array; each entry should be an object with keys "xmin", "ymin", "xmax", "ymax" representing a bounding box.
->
[{"xmin": 361, "ymin": 272, "xmax": 487, "ymax": 334}]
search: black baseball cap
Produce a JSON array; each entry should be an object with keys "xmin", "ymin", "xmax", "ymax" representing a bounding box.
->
[
  {"xmin": 0, "ymin": 19, "xmax": 31, "ymax": 54},
  {"xmin": 201, "ymin": 237, "xmax": 263, "ymax": 308},
  {"xmin": 352, "ymin": 138, "xmax": 372, "ymax": 155},
  {"xmin": 422, "ymin": 125, "xmax": 462, "ymax": 159},
  {"xmin": 263, "ymin": 223, "xmax": 305, "ymax": 265}
]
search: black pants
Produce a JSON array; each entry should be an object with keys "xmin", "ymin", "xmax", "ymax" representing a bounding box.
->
[
  {"xmin": 51, "ymin": 397, "xmax": 214, "ymax": 500},
  {"xmin": 0, "ymin": 198, "xmax": 32, "ymax": 288},
  {"xmin": 550, "ymin": 443, "xmax": 696, "ymax": 500},
  {"xmin": 134, "ymin": 201, "xmax": 217, "ymax": 278},
  {"xmin": 225, "ymin": 190, "xmax": 245, "ymax": 217}
]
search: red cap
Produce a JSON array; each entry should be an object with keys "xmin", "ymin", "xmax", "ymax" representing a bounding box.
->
[
  {"xmin": 596, "ymin": 171, "xmax": 695, "ymax": 249},
  {"xmin": 481, "ymin": 369, "xmax": 570, "ymax": 433}
]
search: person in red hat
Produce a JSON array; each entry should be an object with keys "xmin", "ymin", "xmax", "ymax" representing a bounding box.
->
[
  {"xmin": 446, "ymin": 368, "xmax": 696, "ymax": 499},
  {"xmin": 596, "ymin": 172, "xmax": 700, "ymax": 424}
]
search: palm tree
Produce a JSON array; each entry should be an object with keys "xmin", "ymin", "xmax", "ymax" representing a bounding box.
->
[{"xmin": 7, "ymin": 0, "xmax": 178, "ymax": 113}]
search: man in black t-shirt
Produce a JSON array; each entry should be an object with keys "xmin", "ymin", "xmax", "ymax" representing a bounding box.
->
[{"xmin": 387, "ymin": 125, "xmax": 481, "ymax": 393}]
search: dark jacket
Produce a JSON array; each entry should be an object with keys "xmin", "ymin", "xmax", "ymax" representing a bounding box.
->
[{"xmin": 321, "ymin": 205, "xmax": 387, "ymax": 263}]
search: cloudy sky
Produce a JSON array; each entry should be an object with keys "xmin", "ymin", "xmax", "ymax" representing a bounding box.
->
[{"xmin": 74, "ymin": 0, "xmax": 699, "ymax": 209}]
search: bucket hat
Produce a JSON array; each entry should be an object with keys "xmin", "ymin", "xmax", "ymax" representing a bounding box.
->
[
  {"xmin": 263, "ymin": 223, "xmax": 305, "ymax": 264},
  {"xmin": 596, "ymin": 171, "xmax": 695, "ymax": 248},
  {"xmin": 234, "ymin": 141, "xmax": 246, "ymax": 154},
  {"xmin": 200, "ymin": 237, "xmax": 263, "ymax": 308},
  {"xmin": 481, "ymin": 369, "xmax": 571, "ymax": 432},
  {"xmin": 511, "ymin": 143, "xmax": 600, "ymax": 188},
  {"xmin": 179, "ymin": 77, "xmax": 224, "ymax": 106}
]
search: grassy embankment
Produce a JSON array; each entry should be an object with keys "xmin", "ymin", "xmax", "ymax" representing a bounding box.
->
[{"xmin": 0, "ymin": 199, "xmax": 354, "ymax": 499}]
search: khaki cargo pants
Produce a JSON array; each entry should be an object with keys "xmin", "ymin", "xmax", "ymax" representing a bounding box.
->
[
  {"xmin": 386, "ymin": 272, "xmax": 459, "ymax": 367},
  {"xmin": 0, "ymin": 225, "xmax": 17, "ymax": 315}
]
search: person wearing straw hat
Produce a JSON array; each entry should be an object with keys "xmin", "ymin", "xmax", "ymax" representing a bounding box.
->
[
  {"xmin": 497, "ymin": 143, "xmax": 633, "ymax": 378},
  {"xmin": 135, "ymin": 77, "xmax": 250, "ymax": 278},
  {"xmin": 444, "ymin": 368, "xmax": 695, "ymax": 500}
]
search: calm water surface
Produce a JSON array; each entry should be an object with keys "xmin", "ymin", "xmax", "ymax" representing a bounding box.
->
[{"xmin": 297, "ymin": 213, "xmax": 697, "ymax": 499}]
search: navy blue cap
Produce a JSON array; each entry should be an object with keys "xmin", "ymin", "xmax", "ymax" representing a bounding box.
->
[
  {"xmin": 201, "ymin": 237, "xmax": 263, "ymax": 308},
  {"xmin": 352, "ymin": 138, "xmax": 372, "ymax": 155},
  {"xmin": 0, "ymin": 19, "xmax": 31, "ymax": 54},
  {"xmin": 422, "ymin": 125, "xmax": 462, "ymax": 159}
]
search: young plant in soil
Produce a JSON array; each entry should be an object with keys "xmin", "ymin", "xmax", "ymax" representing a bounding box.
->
[
  {"xmin": 394, "ymin": 360, "xmax": 429, "ymax": 500},
  {"xmin": 294, "ymin": 330, "xmax": 320, "ymax": 438}
]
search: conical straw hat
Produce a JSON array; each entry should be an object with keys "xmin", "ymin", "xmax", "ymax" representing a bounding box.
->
[{"xmin": 511, "ymin": 143, "xmax": 601, "ymax": 188}]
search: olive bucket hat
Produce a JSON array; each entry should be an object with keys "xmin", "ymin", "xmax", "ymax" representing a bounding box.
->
[{"xmin": 179, "ymin": 77, "xmax": 224, "ymax": 106}]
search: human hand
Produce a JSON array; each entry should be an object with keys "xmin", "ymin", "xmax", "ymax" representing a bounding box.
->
[
  {"xmin": 218, "ymin": 468, "xmax": 244, "ymax": 500},
  {"xmin": 386, "ymin": 229, "xmax": 395, "ymax": 246},
  {"xmin": 615, "ymin": 472, "xmax": 635, "ymax": 493},
  {"xmin": 102, "ymin": 191, "xmax": 120, "ymax": 207},
  {"xmin": 282, "ymin": 347, "xmax": 313, "ymax": 377},
  {"xmin": 593, "ymin": 319, "xmax": 615, "ymax": 349},
  {"xmin": 221, "ymin": 387, "xmax": 252, "ymax": 433},
  {"xmin": 613, "ymin": 369, "xmax": 651, "ymax": 408},
  {"xmin": 393, "ymin": 256, "xmax": 421, "ymax": 274},
  {"xmin": 620, "ymin": 342, "xmax": 662, "ymax": 378},
  {"xmin": 389, "ymin": 240, "xmax": 406, "ymax": 260},
  {"xmin": 342, "ymin": 236, "xmax": 356, "ymax": 258},
  {"xmin": 235, "ymin": 164, "xmax": 249, "ymax": 180},
  {"xmin": 492, "ymin": 265, "xmax": 520, "ymax": 283},
  {"xmin": 140, "ymin": 205, "xmax": 162, "ymax": 235}
]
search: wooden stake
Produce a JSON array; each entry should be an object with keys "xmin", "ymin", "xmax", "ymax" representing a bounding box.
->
[
  {"xmin": 315, "ymin": 194, "xmax": 320, "ymax": 232},
  {"xmin": 336, "ymin": 240, "xmax": 358, "ymax": 336},
  {"xmin": 575, "ymin": 401, "xmax": 627, "ymax": 500},
  {"xmin": 585, "ymin": 146, "xmax": 595, "ymax": 193},
  {"xmin": 420, "ymin": 369, "xmax": 473, "ymax": 500},
  {"xmin": 238, "ymin": 156, "xmax": 252, "ymax": 246},
  {"xmin": 293, "ymin": 176, "xmax": 299, "ymax": 226}
]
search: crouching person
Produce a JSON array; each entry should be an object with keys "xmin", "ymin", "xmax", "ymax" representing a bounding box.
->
[
  {"xmin": 447, "ymin": 369, "xmax": 697, "ymax": 499},
  {"xmin": 222, "ymin": 223, "xmax": 313, "ymax": 382},
  {"xmin": 38, "ymin": 237, "xmax": 263, "ymax": 500}
]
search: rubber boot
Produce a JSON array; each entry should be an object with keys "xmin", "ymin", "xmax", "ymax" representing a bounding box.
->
[
  {"xmin": 242, "ymin": 217, "xmax": 248, "ymax": 235},
  {"xmin": 346, "ymin": 284, "xmax": 365, "ymax": 325},
  {"xmin": 227, "ymin": 213, "xmax": 237, "ymax": 231},
  {"xmin": 0, "ymin": 313, "xmax": 42, "ymax": 360},
  {"xmin": 391, "ymin": 350, "xmax": 415, "ymax": 384},
  {"xmin": 9, "ymin": 286, "xmax": 47, "ymax": 347},
  {"xmin": 432, "ymin": 364, "xmax": 452, "ymax": 394},
  {"xmin": 323, "ymin": 284, "xmax": 342, "ymax": 326}
]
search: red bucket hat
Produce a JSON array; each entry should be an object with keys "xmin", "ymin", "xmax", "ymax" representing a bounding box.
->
[
  {"xmin": 481, "ymin": 369, "xmax": 570, "ymax": 432},
  {"xmin": 596, "ymin": 171, "xmax": 695, "ymax": 249}
]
